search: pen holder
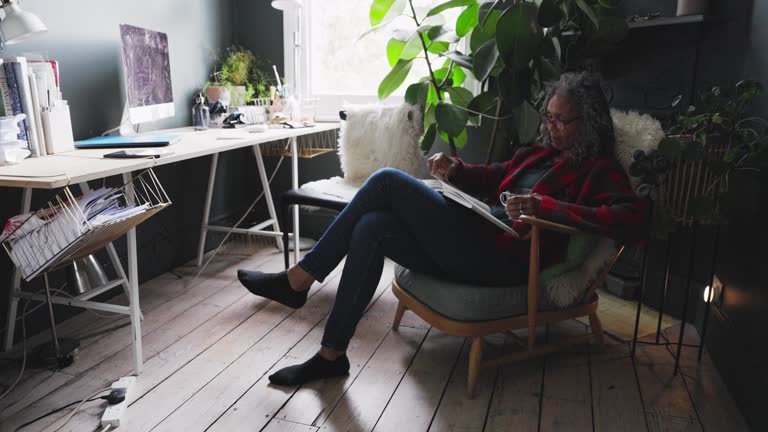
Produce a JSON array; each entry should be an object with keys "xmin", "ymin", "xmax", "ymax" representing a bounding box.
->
[{"xmin": 41, "ymin": 105, "xmax": 75, "ymax": 155}]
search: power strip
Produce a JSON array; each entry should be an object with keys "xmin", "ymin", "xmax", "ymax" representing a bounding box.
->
[{"xmin": 100, "ymin": 376, "xmax": 136, "ymax": 428}]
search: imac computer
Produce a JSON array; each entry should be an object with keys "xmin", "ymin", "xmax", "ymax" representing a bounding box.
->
[{"xmin": 117, "ymin": 24, "xmax": 174, "ymax": 134}]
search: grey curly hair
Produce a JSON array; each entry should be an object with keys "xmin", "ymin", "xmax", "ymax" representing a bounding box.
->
[{"xmin": 539, "ymin": 72, "xmax": 615, "ymax": 162}]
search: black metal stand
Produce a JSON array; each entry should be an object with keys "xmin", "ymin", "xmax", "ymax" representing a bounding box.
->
[
  {"xmin": 631, "ymin": 221, "xmax": 717, "ymax": 376},
  {"xmin": 698, "ymin": 225, "xmax": 720, "ymax": 361},
  {"xmin": 673, "ymin": 222, "xmax": 698, "ymax": 375}
]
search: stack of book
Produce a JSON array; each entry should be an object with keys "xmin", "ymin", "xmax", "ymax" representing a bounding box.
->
[{"xmin": 0, "ymin": 56, "xmax": 62, "ymax": 158}]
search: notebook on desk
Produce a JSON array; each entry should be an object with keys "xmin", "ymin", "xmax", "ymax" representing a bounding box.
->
[{"xmin": 75, "ymin": 134, "xmax": 181, "ymax": 149}]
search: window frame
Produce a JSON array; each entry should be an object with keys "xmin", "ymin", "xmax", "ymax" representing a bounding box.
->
[{"xmin": 282, "ymin": 1, "xmax": 480, "ymax": 122}]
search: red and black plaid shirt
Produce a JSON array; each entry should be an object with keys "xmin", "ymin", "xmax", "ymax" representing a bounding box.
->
[{"xmin": 453, "ymin": 145, "xmax": 649, "ymax": 263}]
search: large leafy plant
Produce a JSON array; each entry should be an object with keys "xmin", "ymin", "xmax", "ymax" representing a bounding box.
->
[{"xmin": 367, "ymin": 0, "xmax": 629, "ymax": 158}]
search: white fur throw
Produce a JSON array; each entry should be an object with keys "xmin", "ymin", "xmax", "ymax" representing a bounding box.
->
[
  {"xmin": 337, "ymin": 103, "xmax": 426, "ymax": 185},
  {"xmin": 610, "ymin": 108, "xmax": 665, "ymax": 190},
  {"xmin": 543, "ymin": 237, "xmax": 619, "ymax": 307}
]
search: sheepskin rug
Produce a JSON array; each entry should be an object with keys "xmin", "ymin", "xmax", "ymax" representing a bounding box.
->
[
  {"xmin": 610, "ymin": 108, "xmax": 665, "ymax": 189},
  {"xmin": 543, "ymin": 237, "xmax": 619, "ymax": 307},
  {"xmin": 337, "ymin": 103, "xmax": 426, "ymax": 185}
]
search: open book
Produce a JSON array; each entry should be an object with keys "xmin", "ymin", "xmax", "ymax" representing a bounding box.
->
[{"xmin": 423, "ymin": 177, "xmax": 519, "ymax": 238}]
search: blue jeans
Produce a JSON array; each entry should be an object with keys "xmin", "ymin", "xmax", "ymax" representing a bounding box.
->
[{"xmin": 299, "ymin": 168, "xmax": 528, "ymax": 351}]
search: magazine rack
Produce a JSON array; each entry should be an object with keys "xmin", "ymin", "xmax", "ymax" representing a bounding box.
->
[{"xmin": 2, "ymin": 169, "xmax": 170, "ymax": 369}]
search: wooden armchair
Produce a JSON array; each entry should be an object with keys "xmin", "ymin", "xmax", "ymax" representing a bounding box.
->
[{"xmin": 391, "ymin": 215, "xmax": 624, "ymax": 397}]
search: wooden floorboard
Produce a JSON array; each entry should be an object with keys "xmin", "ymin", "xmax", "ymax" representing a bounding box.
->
[
  {"xmin": 432, "ymin": 334, "xmax": 503, "ymax": 432},
  {"xmin": 317, "ymin": 326, "xmax": 428, "ymax": 431},
  {"xmin": 590, "ymin": 334, "xmax": 648, "ymax": 432},
  {"xmin": 209, "ymin": 262, "xmax": 396, "ymax": 432},
  {"xmin": 539, "ymin": 321, "xmax": 594, "ymax": 432},
  {"xmin": 2, "ymin": 252, "xmax": 277, "ymax": 431},
  {"xmin": 0, "ymin": 253, "xmax": 750, "ymax": 432},
  {"xmin": 372, "ymin": 328, "xmax": 464, "ymax": 432},
  {"xmin": 635, "ymin": 326, "xmax": 703, "ymax": 432},
  {"xmin": 484, "ymin": 332, "xmax": 544, "ymax": 432},
  {"xmin": 0, "ymin": 251, "xmax": 270, "ymax": 421},
  {"xmin": 145, "ymin": 271, "xmax": 346, "ymax": 432}
]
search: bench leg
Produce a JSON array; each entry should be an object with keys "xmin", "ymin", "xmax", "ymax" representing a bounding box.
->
[
  {"xmin": 468, "ymin": 336, "xmax": 484, "ymax": 398},
  {"xmin": 392, "ymin": 302, "xmax": 407, "ymax": 331}
]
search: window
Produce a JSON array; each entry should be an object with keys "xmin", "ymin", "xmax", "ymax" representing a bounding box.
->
[{"xmin": 282, "ymin": 0, "xmax": 476, "ymax": 121}]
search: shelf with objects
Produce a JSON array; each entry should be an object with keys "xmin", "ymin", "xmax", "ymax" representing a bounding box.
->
[{"xmin": 2, "ymin": 168, "xmax": 171, "ymax": 370}]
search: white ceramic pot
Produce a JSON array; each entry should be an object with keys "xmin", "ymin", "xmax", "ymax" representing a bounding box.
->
[{"xmin": 677, "ymin": 0, "xmax": 708, "ymax": 16}]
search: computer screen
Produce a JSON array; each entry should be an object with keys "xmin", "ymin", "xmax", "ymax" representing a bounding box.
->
[{"xmin": 119, "ymin": 24, "xmax": 174, "ymax": 125}]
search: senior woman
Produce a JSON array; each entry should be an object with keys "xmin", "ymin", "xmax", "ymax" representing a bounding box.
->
[{"xmin": 237, "ymin": 72, "xmax": 648, "ymax": 386}]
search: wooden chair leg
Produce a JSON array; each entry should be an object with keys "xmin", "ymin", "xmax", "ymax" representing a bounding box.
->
[
  {"xmin": 467, "ymin": 337, "xmax": 484, "ymax": 398},
  {"xmin": 392, "ymin": 302, "xmax": 407, "ymax": 331},
  {"xmin": 589, "ymin": 313, "xmax": 605, "ymax": 351}
]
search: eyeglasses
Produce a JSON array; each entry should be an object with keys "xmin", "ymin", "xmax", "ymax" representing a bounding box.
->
[{"xmin": 541, "ymin": 112, "xmax": 581, "ymax": 130}]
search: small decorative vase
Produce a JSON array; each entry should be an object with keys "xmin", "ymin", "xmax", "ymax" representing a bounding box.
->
[{"xmin": 676, "ymin": 0, "xmax": 708, "ymax": 16}]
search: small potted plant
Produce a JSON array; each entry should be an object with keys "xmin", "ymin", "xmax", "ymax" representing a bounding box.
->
[
  {"xmin": 631, "ymin": 80, "xmax": 767, "ymax": 232},
  {"xmin": 205, "ymin": 46, "xmax": 273, "ymax": 107}
]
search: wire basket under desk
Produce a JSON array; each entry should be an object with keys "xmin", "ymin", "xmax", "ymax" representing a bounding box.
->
[{"xmin": 2, "ymin": 169, "xmax": 171, "ymax": 281}]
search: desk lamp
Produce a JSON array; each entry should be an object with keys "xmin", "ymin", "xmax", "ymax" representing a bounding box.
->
[
  {"xmin": 0, "ymin": 0, "xmax": 47, "ymax": 53},
  {"xmin": 271, "ymin": 0, "xmax": 303, "ymax": 96}
]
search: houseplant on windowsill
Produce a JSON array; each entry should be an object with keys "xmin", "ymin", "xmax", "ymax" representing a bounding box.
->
[{"xmin": 630, "ymin": 80, "xmax": 768, "ymax": 234}]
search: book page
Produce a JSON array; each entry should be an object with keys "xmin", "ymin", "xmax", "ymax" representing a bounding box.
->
[{"xmin": 427, "ymin": 176, "xmax": 519, "ymax": 238}]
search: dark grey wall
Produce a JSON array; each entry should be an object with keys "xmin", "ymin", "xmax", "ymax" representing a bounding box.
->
[
  {"xmin": 0, "ymin": 0, "xmax": 237, "ymax": 342},
  {"xmin": 704, "ymin": 1, "xmax": 768, "ymax": 430}
]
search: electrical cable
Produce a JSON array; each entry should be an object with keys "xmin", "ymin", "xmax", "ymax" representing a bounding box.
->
[
  {"xmin": 0, "ymin": 298, "xmax": 30, "ymax": 401},
  {"xmin": 11, "ymin": 394, "xmax": 108, "ymax": 432},
  {"xmin": 50, "ymin": 387, "xmax": 111, "ymax": 432},
  {"xmin": 191, "ymin": 140, "xmax": 290, "ymax": 286},
  {"xmin": 0, "ymin": 285, "xmax": 69, "ymax": 340}
]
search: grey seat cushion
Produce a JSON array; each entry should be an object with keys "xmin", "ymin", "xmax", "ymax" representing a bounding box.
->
[{"xmin": 395, "ymin": 265, "xmax": 558, "ymax": 322}]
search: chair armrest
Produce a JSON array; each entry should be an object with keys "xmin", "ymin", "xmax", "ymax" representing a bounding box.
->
[{"xmin": 519, "ymin": 215, "xmax": 580, "ymax": 235}]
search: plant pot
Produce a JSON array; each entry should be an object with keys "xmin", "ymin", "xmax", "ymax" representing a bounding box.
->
[
  {"xmin": 657, "ymin": 134, "xmax": 727, "ymax": 225},
  {"xmin": 676, "ymin": 0, "xmax": 708, "ymax": 16},
  {"xmin": 230, "ymin": 86, "xmax": 247, "ymax": 107},
  {"xmin": 206, "ymin": 86, "xmax": 231, "ymax": 107}
]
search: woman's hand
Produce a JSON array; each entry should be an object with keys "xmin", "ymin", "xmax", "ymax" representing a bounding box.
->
[
  {"xmin": 427, "ymin": 153, "xmax": 459, "ymax": 181},
  {"xmin": 505, "ymin": 194, "xmax": 542, "ymax": 220}
]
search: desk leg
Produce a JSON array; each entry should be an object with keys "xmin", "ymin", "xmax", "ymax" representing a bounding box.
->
[
  {"xmin": 3, "ymin": 188, "xmax": 32, "ymax": 352},
  {"xmin": 123, "ymin": 173, "xmax": 143, "ymax": 375},
  {"xmin": 197, "ymin": 154, "xmax": 219, "ymax": 267},
  {"xmin": 291, "ymin": 136, "xmax": 300, "ymax": 265},
  {"xmin": 252, "ymin": 145, "xmax": 283, "ymax": 251}
]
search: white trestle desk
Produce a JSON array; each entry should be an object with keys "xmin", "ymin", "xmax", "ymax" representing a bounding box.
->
[{"xmin": 0, "ymin": 122, "xmax": 340, "ymax": 374}]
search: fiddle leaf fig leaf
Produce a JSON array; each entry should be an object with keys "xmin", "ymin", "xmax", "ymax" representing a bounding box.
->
[
  {"xmin": 456, "ymin": 3, "xmax": 480, "ymax": 37},
  {"xmin": 370, "ymin": 0, "xmax": 405, "ymax": 26},
  {"xmin": 446, "ymin": 86, "xmax": 474, "ymax": 108},
  {"xmin": 436, "ymin": 102, "xmax": 469, "ymax": 137},
  {"xmin": 378, "ymin": 59, "xmax": 414, "ymax": 100},
  {"xmin": 427, "ymin": 0, "xmax": 475, "ymax": 18},
  {"xmin": 421, "ymin": 124, "xmax": 438, "ymax": 153},
  {"xmin": 496, "ymin": 2, "xmax": 541, "ymax": 71},
  {"xmin": 472, "ymin": 39, "xmax": 499, "ymax": 82}
]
